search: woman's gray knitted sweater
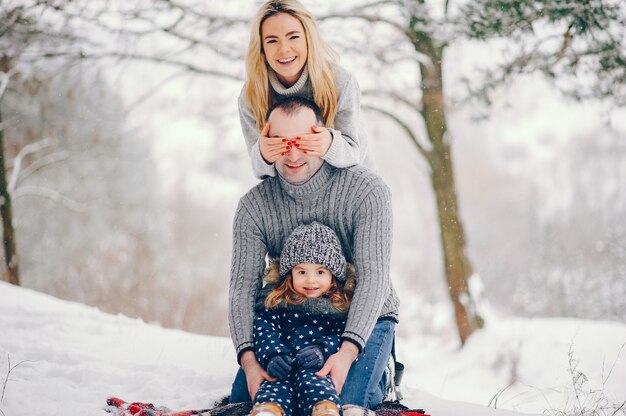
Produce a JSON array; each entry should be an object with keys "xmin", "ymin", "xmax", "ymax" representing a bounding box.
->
[{"xmin": 229, "ymin": 163, "xmax": 399, "ymax": 361}]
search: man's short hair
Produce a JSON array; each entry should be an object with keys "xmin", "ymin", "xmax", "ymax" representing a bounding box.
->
[{"xmin": 265, "ymin": 96, "xmax": 325, "ymax": 125}]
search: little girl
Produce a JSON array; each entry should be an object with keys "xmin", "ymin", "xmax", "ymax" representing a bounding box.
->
[
  {"xmin": 239, "ymin": 0, "xmax": 372, "ymax": 179},
  {"xmin": 249, "ymin": 222, "xmax": 355, "ymax": 416}
]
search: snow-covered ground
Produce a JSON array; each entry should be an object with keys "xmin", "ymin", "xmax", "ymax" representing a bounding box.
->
[
  {"xmin": 397, "ymin": 307, "xmax": 626, "ymax": 415},
  {"xmin": 1, "ymin": 281, "xmax": 624, "ymax": 416}
]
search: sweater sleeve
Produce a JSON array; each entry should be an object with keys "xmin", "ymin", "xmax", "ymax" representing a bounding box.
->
[
  {"xmin": 341, "ymin": 179, "xmax": 393, "ymax": 351},
  {"xmin": 229, "ymin": 198, "xmax": 269, "ymax": 363},
  {"xmin": 237, "ymin": 92, "xmax": 277, "ymax": 179},
  {"xmin": 322, "ymin": 70, "xmax": 369, "ymax": 169},
  {"xmin": 254, "ymin": 310, "xmax": 291, "ymax": 368}
]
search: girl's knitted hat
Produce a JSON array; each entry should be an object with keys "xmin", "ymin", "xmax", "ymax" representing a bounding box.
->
[{"xmin": 279, "ymin": 222, "xmax": 346, "ymax": 281}]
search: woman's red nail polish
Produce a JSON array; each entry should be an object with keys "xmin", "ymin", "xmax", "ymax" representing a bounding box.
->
[
  {"xmin": 281, "ymin": 152, "xmax": 285, "ymax": 156},
  {"xmin": 295, "ymin": 144, "xmax": 300, "ymax": 147},
  {"xmin": 303, "ymin": 150, "xmax": 308, "ymax": 154},
  {"xmin": 282, "ymin": 138, "xmax": 287, "ymax": 142}
]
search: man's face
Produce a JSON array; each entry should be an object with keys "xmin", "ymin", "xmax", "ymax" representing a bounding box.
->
[{"xmin": 269, "ymin": 107, "xmax": 324, "ymax": 184}]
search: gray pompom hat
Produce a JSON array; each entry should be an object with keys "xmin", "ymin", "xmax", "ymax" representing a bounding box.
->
[{"xmin": 279, "ymin": 222, "xmax": 347, "ymax": 281}]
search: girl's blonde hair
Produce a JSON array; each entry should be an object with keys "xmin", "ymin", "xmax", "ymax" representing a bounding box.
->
[
  {"xmin": 244, "ymin": 0, "xmax": 339, "ymax": 131},
  {"xmin": 265, "ymin": 272, "xmax": 352, "ymax": 312}
]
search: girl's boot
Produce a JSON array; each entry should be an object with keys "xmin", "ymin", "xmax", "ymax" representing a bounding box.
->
[
  {"xmin": 249, "ymin": 401, "xmax": 286, "ymax": 416},
  {"xmin": 311, "ymin": 400, "xmax": 340, "ymax": 416}
]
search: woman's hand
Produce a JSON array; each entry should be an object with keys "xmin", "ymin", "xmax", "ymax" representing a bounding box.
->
[
  {"xmin": 240, "ymin": 350, "xmax": 277, "ymax": 399},
  {"xmin": 259, "ymin": 123, "xmax": 290, "ymax": 164},
  {"xmin": 295, "ymin": 125, "xmax": 333, "ymax": 157}
]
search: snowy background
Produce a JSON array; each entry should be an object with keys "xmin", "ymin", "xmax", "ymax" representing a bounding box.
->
[
  {"xmin": 1, "ymin": 0, "xmax": 625, "ymax": 415},
  {"xmin": 1, "ymin": 281, "xmax": 625, "ymax": 415}
]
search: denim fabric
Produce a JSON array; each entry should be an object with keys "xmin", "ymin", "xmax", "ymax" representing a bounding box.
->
[
  {"xmin": 339, "ymin": 320, "xmax": 395, "ymax": 408},
  {"xmin": 229, "ymin": 367, "xmax": 251, "ymax": 403},
  {"xmin": 230, "ymin": 320, "xmax": 395, "ymax": 409}
]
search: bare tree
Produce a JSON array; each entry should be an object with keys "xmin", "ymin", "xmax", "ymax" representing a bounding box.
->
[
  {"xmin": 0, "ymin": 0, "xmax": 82, "ymax": 285},
  {"xmin": 318, "ymin": 0, "xmax": 624, "ymax": 344},
  {"xmin": 0, "ymin": 1, "xmax": 245, "ymax": 336},
  {"xmin": 322, "ymin": 1, "xmax": 486, "ymax": 344},
  {"xmin": 0, "ymin": 0, "xmax": 245, "ymax": 296},
  {"xmin": 0, "ymin": 69, "xmax": 19, "ymax": 285}
]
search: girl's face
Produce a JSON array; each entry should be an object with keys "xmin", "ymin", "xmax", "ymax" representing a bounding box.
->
[
  {"xmin": 261, "ymin": 12, "xmax": 308, "ymax": 87},
  {"xmin": 291, "ymin": 263, "xmax": 332, "ymax": 299}
]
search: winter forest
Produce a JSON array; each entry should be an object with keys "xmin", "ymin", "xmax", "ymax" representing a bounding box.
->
[{"xmin": 1, "ymin": 0, "xmax": 625, "ymax": 414}]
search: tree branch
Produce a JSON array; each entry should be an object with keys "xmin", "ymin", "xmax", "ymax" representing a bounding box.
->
[
  {"xmin": 0, "ymin": 4, "xmax": 25, "ymax": 37},
  {"xmin": 1, "ymin": 355, "xmax": 32, "ymax": 402},
  {"xmin": 363, "ymin": 89, "xmax": 422, "ymax": 113},
  {"xmin": 14, "ymin": 155, "xmax": 64, "ymax": 188},
  {"xmin": 126, "ymin": 69, "xmax": 189, "ymax": 112},
  {"xmin": 56, "ymin": 6, "xmax": 245, "ymax": 60},
  {"xmin": 321, "ymin": 11, "xmax": 415, "ymax": 44},
  {"xmin": 0, "ymin": 70, "xmax": 17, "ymax": 101},
  {"xmin": 362, "ymin": 104, "xmax": 432, "ymax": 164},
  {"xmin": 79, "ymin": 52, "xmax": 243, "ymax": 81},
  {"xmin": 0, "ymin": 118, "xmax": 18, "ymax": 134},
  {"xmin": 153, "ymin": 0, "xmax": 249, "ymax": 25},
  {"xmin": 8, "ymin": 138, "xmax": 53, "ymax": 193},
  {"xmin": 338, "ymin": 0, "xmax": 398, "ymax": 12},
  {"xmin": 12, "ymin": 186, "xmax": 88, "ymax": 213}
]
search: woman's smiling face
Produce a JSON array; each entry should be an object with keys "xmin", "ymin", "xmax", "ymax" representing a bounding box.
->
[{"xmin": 261, "ymin": 12, "xmax": 308, "ymax": 87}]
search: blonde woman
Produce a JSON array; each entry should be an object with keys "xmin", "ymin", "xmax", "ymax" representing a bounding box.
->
[{"xmin": 239, "ymin": 0, "xmax": 372, "ymax": 179}]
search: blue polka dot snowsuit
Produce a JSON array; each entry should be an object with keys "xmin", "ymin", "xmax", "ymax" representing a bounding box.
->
[{"xmin": 253, "ymin": 308, "xmax": 345, "ymax": 416}]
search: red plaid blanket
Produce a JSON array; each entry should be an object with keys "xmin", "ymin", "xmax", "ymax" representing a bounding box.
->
[
  {"xmin": 104, "ymin": 397, "xmax": 429, "ymax": 416},
  {"xmin": 104, "ymin": 397, "xmax": 214, "ymax": 416}
]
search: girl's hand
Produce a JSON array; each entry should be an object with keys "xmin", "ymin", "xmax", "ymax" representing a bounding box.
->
[
  {"xmin": 259, "ymin": 123, "xmax": 289, "ymax": 164},
  {"xmin": 266, "ymin": 354, "xmax": 294, "ymax": 380},
  {"xmin": 295, "ymin": 345, "xmax": 325, "ymax": 371},
  {"xmin": 295, "ymin": 125, "xmax": 332, "ymax": 157}
]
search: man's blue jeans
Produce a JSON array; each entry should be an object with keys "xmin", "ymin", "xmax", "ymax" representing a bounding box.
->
[{"xmin": 230, "ymin": 319, "xmax": 395, "ymax": 409}]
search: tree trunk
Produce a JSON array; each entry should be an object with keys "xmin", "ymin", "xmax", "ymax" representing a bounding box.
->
[
  {"xmin": 420, "ymin": 46, "xmax": 484, "ymax": 344},
  {"xmin": 0, "ymin": 107, "xmax": 20, "ymax": 285}
]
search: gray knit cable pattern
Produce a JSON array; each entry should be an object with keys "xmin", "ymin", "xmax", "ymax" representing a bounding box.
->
[
  {"xmin": 229, "ymin": 163, "xmax": 399, "ymax": 359},
  {"xmin": 279, "ymin": 221, "xmax": 347, "ymax": 281}
]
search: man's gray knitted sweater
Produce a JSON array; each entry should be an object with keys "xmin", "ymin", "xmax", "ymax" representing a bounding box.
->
[{"xmin": 229, "ymin": 163, "xmax": 399, "ymax": 361}]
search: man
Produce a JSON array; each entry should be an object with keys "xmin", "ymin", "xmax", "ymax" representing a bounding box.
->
[{"xmin": 229, "ymin": 96, "xmax": 399, "ymax": 409}]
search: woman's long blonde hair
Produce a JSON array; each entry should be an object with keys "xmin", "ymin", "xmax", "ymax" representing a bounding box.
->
[
  {"xmin": 244, "ymin": 0, "xmax": 339, "ymax": 131},
  {"xmin": 265, "ymin": 272, "xmax": 352, "ymax": 312}
]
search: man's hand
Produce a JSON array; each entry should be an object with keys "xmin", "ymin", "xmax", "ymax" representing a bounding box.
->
[
  {"xmin": 240, "ymin": 350, "xmax": 276, "ymax": 399},
  {"xmin": 259, "ymin": 123, "xmax": 290, "ymax": 163},
  {"xmin": 315, "ymin": 341, "xmax": 359, "ymax": 393},
  {"xmin": 295, "ymin": 125, "xmax": 332, "ymax": 157}
]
